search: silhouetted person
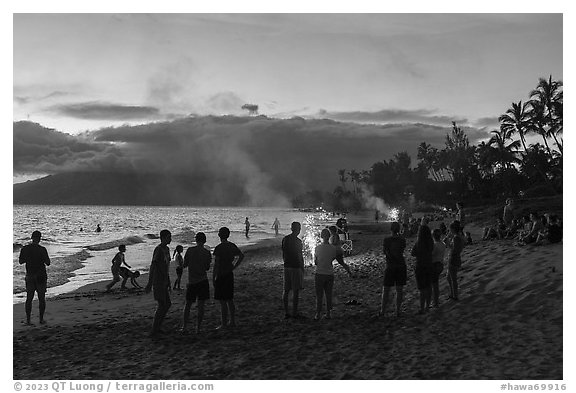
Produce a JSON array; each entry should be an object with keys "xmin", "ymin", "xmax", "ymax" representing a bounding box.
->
[
  {"xmin": 145, "ymin": 229, "xmax": 172, "ymax": 336},
  {"xmin": 19, "ymin": 230, "xmax": 51, "ymax": 325},
  {"xmin": 411, "ymin": 221, "xmax": 434, "ymax": 313},
  {"xmin": 213, "ymin": 227, "xmax": 244, "ymax": 328},
  {"xmin": 172, "ymin": 245, "xmax": 184, "ymax": 290},
  {"xmin": 375, "ymin": 209, "xmax": 379, "ymax": 223},
  {"xmin": 105, "ymin": 244, "xmax": 131, "ymax": 292},
  {"xmin": 503, "ymin": 198, "xmax": 515, "ymax": 227},
  {"xmin": 281, "ymin": 221, "xmax": 305, "ymax": 318},
  {"xmin": 380, "ymin": 222, "xmax": 406, "ymax": 318},
  {"xmin": 245, "ymin": 217, "xmax": 251, "ymax": 238},
  {"xmin": 447, "ymin": 221, "xmax": 464, "ymax": 301},
  {"xmin": 96, "ymin": 224, "xmax": 102, "ymax": 233},
  {"xmin": 272, "ymin": 218, "xmax": 281, "ymax": 236},
  {"xmin": 182, "ymin": 232, "xmax": 212, "ymax": 334}
]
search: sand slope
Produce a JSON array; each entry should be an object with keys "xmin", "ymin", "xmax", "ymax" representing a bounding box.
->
[{"xmin": 13, "ymin": 224, "xmax": 562, "ymax": 379}]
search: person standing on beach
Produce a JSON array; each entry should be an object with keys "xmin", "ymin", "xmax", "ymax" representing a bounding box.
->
[
  {"xmin": 446, "ymin": 222, "xmax": 464, "ymax": 301},
  {"xmin": 456, "ymin": 202, "xmax": 465, "ymax": 233},
  {"xmin": 172, "ymin": 245, "xmax": 184, "ymax": 290},
  {"xmin": 182, "ymin": 233, "xmax": 212, "ymax": 333},
  {"xmin": 431, "ymin": 229, "xmax": 446, "ymax": 308},
  {"xmin": 213, "ymin": 227, "xmax": 244, "ymax": 328},
  {"xmin": 105, "ymin": 244, "xmax": 132, "ymax": 292},
  {"xmin": 19, "ymin": 230, "xmax": 51, "ymax": 325},
  {"xmin": 281, "ymin": 221, "xmax": 305, "ymax": 319},
  {"xmin": 245, "ymin": 217, "xmax": 251, "ymax": 238},
  {"xmin": 503, "ymin": 199, "xmax": 515, "ymax": 227},
  {"xmin": 411, "ymin": 220, "xmax": 434, "ymax": 313},
  {"xmin": 145, "ymin": 229, "xmax": 172, "ymax": 336},
  {"xmin": 314, "ymin": 228, "xmax": 353, "ymax": 320},
  {"xmin": 380, "ymin": 222, "xmax": 407, "ymax": 318},
  {"xmin": 272, "ymin": 218, "xmax": 281, "ymax": 236},
  {"xmin": 96, "ymin": 224, "xmax": 102, "ymax": 233}
]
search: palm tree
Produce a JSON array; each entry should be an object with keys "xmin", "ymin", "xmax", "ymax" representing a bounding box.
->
[
  {"xmin": 526, "ymin": 100, "xmax": 553, "ymax": 156},
  {"xmin": 338, "ymin": 169, "xmax": 347, "ymax": 190},
  {"xmin": 499, "ymin": 100, "xmax": 531, "ymax": 152},
  {"xmin": 529, "ymin": 75, "xmax": 563, "ymax": 155},
  {"xmin": 348, "ymin": 169, "xmax": 360, "ymax": 195},
  {"xmin": 487, "ymin": 127, "xmax": 521, "ymax": 170}
]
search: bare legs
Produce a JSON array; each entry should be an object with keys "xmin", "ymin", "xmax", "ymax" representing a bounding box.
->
[
  {"xmin": 282, "ymin": 289, "xmax": 300, "ymax": 317},
  {"xmin": 151, "ymin": 294, "xmax": 171, "ymax": 335},
  {"xmin": 447, "ymin": 266, "xmax": 459, "ymax": 300},
  {"xmin": 182, "ymin": 300, "xmax": 205, "ymax": 333},
  {"xmin": 218, "ymin": 300, "xmax": 236, "ymax": 328},
  {"xmin": 380, "ymin": 286, "xmax": 403, "ymax": 317}
]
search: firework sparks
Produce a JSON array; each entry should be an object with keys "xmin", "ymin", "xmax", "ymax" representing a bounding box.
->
[
  {"xmin": 389, "ymin": 207, "xmax": 400, "ymax": 221},
  {"xmin": 302, "ymin": 214, "xmax": 321, "ymax": 265}
]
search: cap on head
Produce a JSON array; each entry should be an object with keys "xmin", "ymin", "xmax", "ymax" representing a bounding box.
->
[
  {"xmin": 218, "ymin": 227, "xmax": 230, "ymax": 239},
  {"xmin": 31, "ymin": 230, "xmax": 41, "ymax": 239}
]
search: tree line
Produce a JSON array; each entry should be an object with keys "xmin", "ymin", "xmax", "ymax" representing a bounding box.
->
[{"xmin": 293, "ymin": 76, "xmax": 562, "ymax": 211}]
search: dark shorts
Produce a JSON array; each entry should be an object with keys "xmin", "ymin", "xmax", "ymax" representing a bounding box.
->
[
  {"xmin": 176, "ymin": 266, "xmax": 183, "ymax": 277},
  {"xmin": 415, "ymin": 265, "xmax": 432, "ymax": 290},
  {"xmin": 314, "ymin": 273, "xmax": 334, "ymax": 292},
  {"xmin": 25, "ymin": 274, "xmax": 47, "ymax": 294},
  {"xmin": 153, "ymin": 285, "xmax": 171, "ymax": 303},
  {"xmin": 186, "ymin": 279, "xmax": 210, "ymax": 303},
  {"xmin": 283, "ymin": 267, "xmax": 304, "ymax": 293},
  {"xmin": 214, "ymin": 272, "xmax": 234, "ymax": 300},
  {"xmin": 383, "ymin": 264, "xmax": 407, "ymax": 287},
  {"xmin": 430, "ymin": 262, "xmax": 444, "ymax": 283}
]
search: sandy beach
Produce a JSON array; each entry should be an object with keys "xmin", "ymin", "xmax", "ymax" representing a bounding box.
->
[{"xmin": 13, "ymin": 221, "xmax": 563, "ymax": 379}]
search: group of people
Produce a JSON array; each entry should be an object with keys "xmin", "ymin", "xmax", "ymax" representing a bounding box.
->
[
  {"xmin": 481, "ymin": 199, "xmax": 562, "ymax": 246},
  {"xmin": 143, "ymin": 227, "xmax": 245, "ymax": 336},
  {"xmin": 21, "ymin": 198, "xmax": 559, "ymax": 334},
  {"xmin": 381, "ymin": 218, "xmax": 464, "ymax": 317}
]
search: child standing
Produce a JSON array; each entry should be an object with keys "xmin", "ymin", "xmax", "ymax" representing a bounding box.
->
[
  {"xmin": 173, "ymin": 245, "xmax": 184, "ymax": 290},
  {"xmin": 314, "ymin": 228, "xmax": 353, "ymax": 320}
]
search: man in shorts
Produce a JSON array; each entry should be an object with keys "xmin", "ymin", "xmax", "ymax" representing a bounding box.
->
[
  {"xmin": 380, "ymin": 222, "xmax": 407, "ymax": 318},
  {"xmin": 145, "ymin": 229, "xmax": 172, "ymax": 336},
  {"xmin": 213, "ymin": 227, "xmax": 244, "ymax": 329},
  {"xmin": 19, "ymin": 230, "xmax": 51, "ymax": 325},
  {"xmin": 182, "ymin": 232, "xmax": 212, "ymax": 333},
  {"xmin": 281, "ymin": 221, "xmax": 305, "ymax": 318}
]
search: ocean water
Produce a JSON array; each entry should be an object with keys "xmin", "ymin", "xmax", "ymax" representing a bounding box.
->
[{"xmin": 13, "ymin": 205, "xmax": 332, "ymax": 303}]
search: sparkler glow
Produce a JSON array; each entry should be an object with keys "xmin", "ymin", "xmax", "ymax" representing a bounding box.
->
[
  {"xmin": 302, "ymin": 214, "xmax": 321, "ymax": 265},
  {"xmin": 389, "ymin": 207, "xmax": 400, "ymax": 221}
]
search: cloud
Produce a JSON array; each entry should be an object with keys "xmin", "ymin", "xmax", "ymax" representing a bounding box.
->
[
  {"xmin": 14, "ymin": 116, "xmax": 490, "ymax": 205},
  {"xmin": 146, "ymin": 57, "xmax": 197, "ymax": 112},
  {"xmin": 315, "ymin": 108, "xmax": 467, "ymax": 126},
  {"xmin": 205, "ymin": 92, "xmax": 246, "ymax": 114},
  {"xmin": 13, "ymin": 121, "xmax": 126, "ymax": 175},
  {"xmin": 474, "ymin": 116, "xmax": 500, "ymax": 129},
  {"xmin": 46, "ymin": 102, "xmax": 161, "ymax": 120}
]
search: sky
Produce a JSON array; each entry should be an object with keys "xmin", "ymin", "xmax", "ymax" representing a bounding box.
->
[{"xmin": 13, "ymin": 13, "xmax": 562, "ymax": 134}]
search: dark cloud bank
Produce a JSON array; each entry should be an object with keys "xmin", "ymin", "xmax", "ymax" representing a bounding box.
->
[{"xmin": 13, "ymin": 117, "xmax": 489, "ymax": 206}]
